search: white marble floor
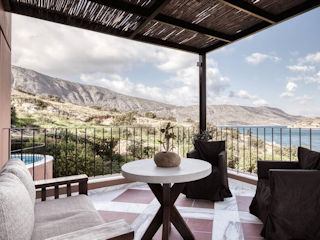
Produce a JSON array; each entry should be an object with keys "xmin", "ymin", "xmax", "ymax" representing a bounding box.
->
[{"xmin": 88, "ymin": 179, "xmax": 263, "ymax": 240}]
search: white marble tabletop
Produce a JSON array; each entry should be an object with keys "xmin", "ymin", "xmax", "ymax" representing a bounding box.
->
[{"xmin": 121, "ymin": 158, "xmax": 211, "ymax": 184}]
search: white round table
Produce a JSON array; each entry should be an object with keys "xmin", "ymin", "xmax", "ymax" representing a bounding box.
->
[{"xmin": 121, "ymin": 158, "xmax": 211, "ymax": 240}]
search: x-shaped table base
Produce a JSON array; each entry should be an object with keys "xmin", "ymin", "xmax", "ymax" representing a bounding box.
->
[{"xmin": 142, "ymin": 183, "xmax": 195, "ymax": 240}]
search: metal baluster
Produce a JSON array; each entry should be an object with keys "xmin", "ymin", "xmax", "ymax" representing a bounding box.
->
[
  {"xmin": 243, "ymin": 127, "xmax": 245, "ymax": 172},
  {"xmin": 188, "ymin": 128, "xmax": 190, "ymax": 153},
  {"xmin": 84, "ymin": 128, "xmax": 87, "ymax": 173},
  {"xmin": 272, "ymin": 128, "xmax": 274, "ymax": 160},
  {"xmin": 289, "ymin": 128, "xmax": 292, "ymax": 161},
  {"xmin": 32, "ymin": 129, "xmax": 35, "ymax": 180},
  {"xmin": 111, "ymin": 128, "xmax": 113, "ymax": 173},
  {"xmin": 54, "ymin": 129, "xmax": 57, "ymax": 178},
  {"xmin": 231, "ymin": 128, "xmax": 233, "ymax": 163},
  {"xmin": 256, "ymin": 128, "xmax": 258, "ymax": 162},
  {"xmin": 177, "ymin": 127, "xmax": 180, "ymax": 155},
  {"xmin": 20, "ymin": 129, "xmax": 23, "ymax": 161},
  {"xmin": 237, "ymin": 128, "xmax": 239, "ymax": 172},
  {"xmin": 249, "ymin": 128, "xmax": 252, "ymax": 172},
  {"xmin": 65, "ymin": 128, "xmax": 68, "ymax": 176},
  {"xmin": 93, "ymin": 128, "xmax": 96, "ymax": 176},
  {"xmin": 264, "ymin": 128, "xmax": 266, "ymax": 160},
  {"xmin": 147, "ymin": 127, "xmax": 149, "ymax": 157},
  {"xmin": 133, "ymin": 128, "xmax": 136, "ymax": 160},
  {"xmin": 299, "ymin": 128, "xmax": 301, "ymax": 146},
  {"xmin": 310, "ymin": 128, "xmax": 312, "ymax": 150},
  {"xmin": 280, "ymin": 128, "xmax": 282, "ymax": 161},
  {"xmin": 182, "ymin": 127, "xmax": 185, "ymax": 157},
  {"xmin": 119, "ymin": 127, "xmax": 121, "ymax": 169},
  {"xmin": 102, "ymin": 128, "xmax": 105, "ymax": 174},
  {"xmin": 75, "ymin": 128, "xmax": 78, "ymax": 174},
  {"xmin": 141, "ymin": 128, "xmax": 143, "ymax": 159},
  {"xmin": 153, "ymin": 128, "xmax": 156, "ymax": 157},
  {"xmin": 44, "ymin": 129, "xmax": 47, "ymax": 179},
  {"xmin": 126, "ymin": 127, "xmax": 128, "ymax": 161}
]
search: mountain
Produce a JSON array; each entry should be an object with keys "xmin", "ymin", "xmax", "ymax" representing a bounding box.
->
[
  {"xmin": 11, "ymin": 66, "xmax": 303, "ymax": 126},
  {"xmin": 11, "ymin": 66, "xmax": 173, "ymax": 113}
]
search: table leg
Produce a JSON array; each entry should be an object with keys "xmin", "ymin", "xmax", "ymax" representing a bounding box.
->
[{"xmin": 142, "ymin": 183, "xmax": 195, "ymax": 240}]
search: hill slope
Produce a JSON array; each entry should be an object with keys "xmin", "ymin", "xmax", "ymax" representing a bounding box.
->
[
  {"xmin": 11, "ymin": 66, "xmax": 173, "ymax": 113},
  {"xmin": 11, "ymin": 66, "xmax": 303, "ymax": 126}
]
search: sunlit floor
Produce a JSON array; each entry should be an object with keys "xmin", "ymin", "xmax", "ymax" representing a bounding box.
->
[{"xmin": 89, "ymin": 178, "xmax": 263, "ymax": 240}]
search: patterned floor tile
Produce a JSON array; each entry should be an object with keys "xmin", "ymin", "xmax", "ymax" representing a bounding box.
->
[{"xmin": 112, "ymin": 189, "xmax": 155, "ymax": 204}]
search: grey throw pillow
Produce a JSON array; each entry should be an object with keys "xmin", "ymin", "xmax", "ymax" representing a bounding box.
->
[
  {"xmin": 1, "ymin": 159, "xmax": 36, "ymax": 205},
  {"xmin": 0, "ymin": 172, "xmax": 34, "ymax": 240}
]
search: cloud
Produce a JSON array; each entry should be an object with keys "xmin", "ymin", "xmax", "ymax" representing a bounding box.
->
[
  {"xmin": 299, "ymin": 52, "xmax": 320, "ymax": 64},
  {"xmin": 280, "ymin": 81, "xmax": 297, "ymax": 98},
  {"xmin": 229, "ymin": 90, "xmax": 268, "ymax": 106},
  {"xmin": 245, "ymin": 53, "xmax": 280, "ymax": 65},
  {"xmin": 79, "ymin": 59, "xmax": 231, "ymax": 106},
  {"xmin": 287, "ymin": 65, "xmax": 315, "ymax": 72},
  {"xmin": 295, "ymin": 95, "xmax": 313, "ymax": 104}
]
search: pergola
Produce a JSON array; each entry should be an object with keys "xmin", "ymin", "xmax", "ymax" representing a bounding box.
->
[{"xmin": 2, "ymin": 0, "xmax": 320, "ymax": 132}]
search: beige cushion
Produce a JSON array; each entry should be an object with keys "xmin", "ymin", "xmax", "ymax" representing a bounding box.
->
[
  {"xmin": 1, "ymin": 158, "xmax": 36, "ymax": 205},
  {"xmin": 0, "ymin": 172, "xmax": 35, "ymax": 240},
  {"xmin": 32, "ymin": 195, "xmax": 104, "ymax": 240}
]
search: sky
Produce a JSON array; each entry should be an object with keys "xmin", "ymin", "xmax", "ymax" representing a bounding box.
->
[{"xmin": 11, "ymin": 7, "xmax": 320, "ymax": 117}]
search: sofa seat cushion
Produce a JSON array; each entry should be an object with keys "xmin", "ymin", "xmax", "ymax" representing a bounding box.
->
[
  {"xmin": 1, "ymin": 159, "xmax": 36, "ymax": 205},
  {"xmin": 0, "ymin": 172, "xmax": 35, "ymax": 240},
  {"xmin": 32, "ymin": 195, "xmax": 104, "ymax": 240}
]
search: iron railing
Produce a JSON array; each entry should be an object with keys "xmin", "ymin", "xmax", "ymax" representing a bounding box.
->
[{"xmin": 7, "ymin": 126, "xmax": 318, "ymax": 179}]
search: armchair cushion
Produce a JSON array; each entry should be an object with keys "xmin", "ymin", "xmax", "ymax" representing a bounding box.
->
[
  {"xmin": 264, "ymin": 169, "xmax": 320, "ymax": 239},
  {"xmin": 194, "ymin": 140, "xmax": 225, "ymax": 166},
  {"xmin": 298, "ymin": 147, "xmax": 320, "ymax": 170},
  {"xmin": 0, "ymin": 172, "xmax": 35, "ymax": 240},
  {"xmin": 32, "ymin": 195, "xmax": 104, "ymax": 240},
  {"xmin": 1, "ymin": 158, "xmax": 36, "ymax": 205}
]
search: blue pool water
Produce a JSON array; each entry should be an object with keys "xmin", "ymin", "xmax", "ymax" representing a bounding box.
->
[{"xmin": 10, "ymin": 155, "xmax": 43, "ymax": 165}]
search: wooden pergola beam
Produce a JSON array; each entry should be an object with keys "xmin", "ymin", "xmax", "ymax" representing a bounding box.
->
[
  {"xmin": 9, "ymin": 2, "xmax": 201, "ymax": 54},
  {"xmin": 130, "ymin": 0, "xmax": 170, "ymax": 39},
  {"xmin": 218, "ymin": 0, "xmax": 277, "ymax": 24},
  {"xmin": 90, "ymin": 0, "xmax": 232, "ymax": 42}
]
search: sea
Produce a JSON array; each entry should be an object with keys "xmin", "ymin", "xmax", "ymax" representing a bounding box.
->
[{"xmin": 219, "ymin": 126, "xmax": 320, "ymax": 152}]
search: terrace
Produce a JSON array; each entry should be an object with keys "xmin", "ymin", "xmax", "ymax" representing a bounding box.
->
[{"xmin": 1, "ymin": 0, "xmax": 320, "ymax": 239}]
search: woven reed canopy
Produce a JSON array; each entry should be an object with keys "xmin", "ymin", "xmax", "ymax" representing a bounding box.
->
[{"xmin": 2, "ymin": 0, "xmax": 320, "ymax": 54}]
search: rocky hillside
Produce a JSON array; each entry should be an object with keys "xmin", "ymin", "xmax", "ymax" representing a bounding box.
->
[
  {"xmin": 289, "ymin": 118, "xmax": 320, "ymax": 128},
  {"xmin": 11, "ymin": 66, "xmax": 173, "ymax": 113},
  {"xmin": 154, "ymin": 105, "xmax": 303, "ymax": 126},
  {"xmin": 11, "ymin": 66, "xmax": 303, "ymax": 126}
]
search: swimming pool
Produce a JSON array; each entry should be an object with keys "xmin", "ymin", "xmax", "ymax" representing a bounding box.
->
[{"xmin": 10, "ymin": 154, "xmax": 53, "ymax": 166}]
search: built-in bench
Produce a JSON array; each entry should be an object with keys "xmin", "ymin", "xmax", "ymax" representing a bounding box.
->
[{"xmin": 0, "ymin": 159, "xmax": 134, "ymax": 240}]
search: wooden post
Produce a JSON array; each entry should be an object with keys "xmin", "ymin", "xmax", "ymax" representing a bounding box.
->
[{"xmin": 198, "ymin": 53, "xmax": 207, "ymax": 133}]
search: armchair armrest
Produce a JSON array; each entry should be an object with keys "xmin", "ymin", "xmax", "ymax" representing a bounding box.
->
[
  {"xmin": 35, "ymin": 174, "xmax": 88, "ymax": 201},
  {"xmin": 187, "ymin": 149, "xmax": 200, "ymax": 159},
  {"xmin": 45, "ymin": 220, "xmax": 134, "ymax": 240},
  {"xmin": 257, "ymin": 161, "xmax": 299, "ymax": 179}
]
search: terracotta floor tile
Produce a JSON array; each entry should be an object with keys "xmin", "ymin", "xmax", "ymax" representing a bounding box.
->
[
  {"xmin": 175, "ymin": 195, "xmax": 194, "ymax": 207},
  {"xmin": 153, "ymin": 225, "xmax": 183, "ymax": 240},
  {"xmin": 112, "ymin": 189, "xmax": 155, "ymax": 204},
  {"xmin": 193, "ymin": 199, "xmax": 214, "ymax": 209},
  {"xmin": 98, "ymin": 210, "xmax": 139, "ymax": 225},
  {"xmin": 236, "ymin": 196, "xmax": 253, "ymax": 212},
  {"xmin": 186, "ymin": 218, "xmax": 213, "ymax": 232},
  {"xmin": 193, "ymin": 231, "xmax": 212, "ymax": 240},
  {"xmin": 242, "ymin": 223, "xmax": 263, "ymax": 238}
]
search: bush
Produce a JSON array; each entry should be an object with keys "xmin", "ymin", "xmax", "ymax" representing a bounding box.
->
[
  {"xmin": 113, "ymin": 111, "xmax": 137, "ymax": 126},
  {"xmin": 145, "ymin": 112, "xmax": 157, "ymax": 119}
]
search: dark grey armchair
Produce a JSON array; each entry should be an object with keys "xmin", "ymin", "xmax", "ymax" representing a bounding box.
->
[
  {"xmin": 250, "ymin": 147, "xmax": 320, "ymax": 240},
  {"xmin": 182, "ymin": 140, "xmax": 232, "ymax": 201}
]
